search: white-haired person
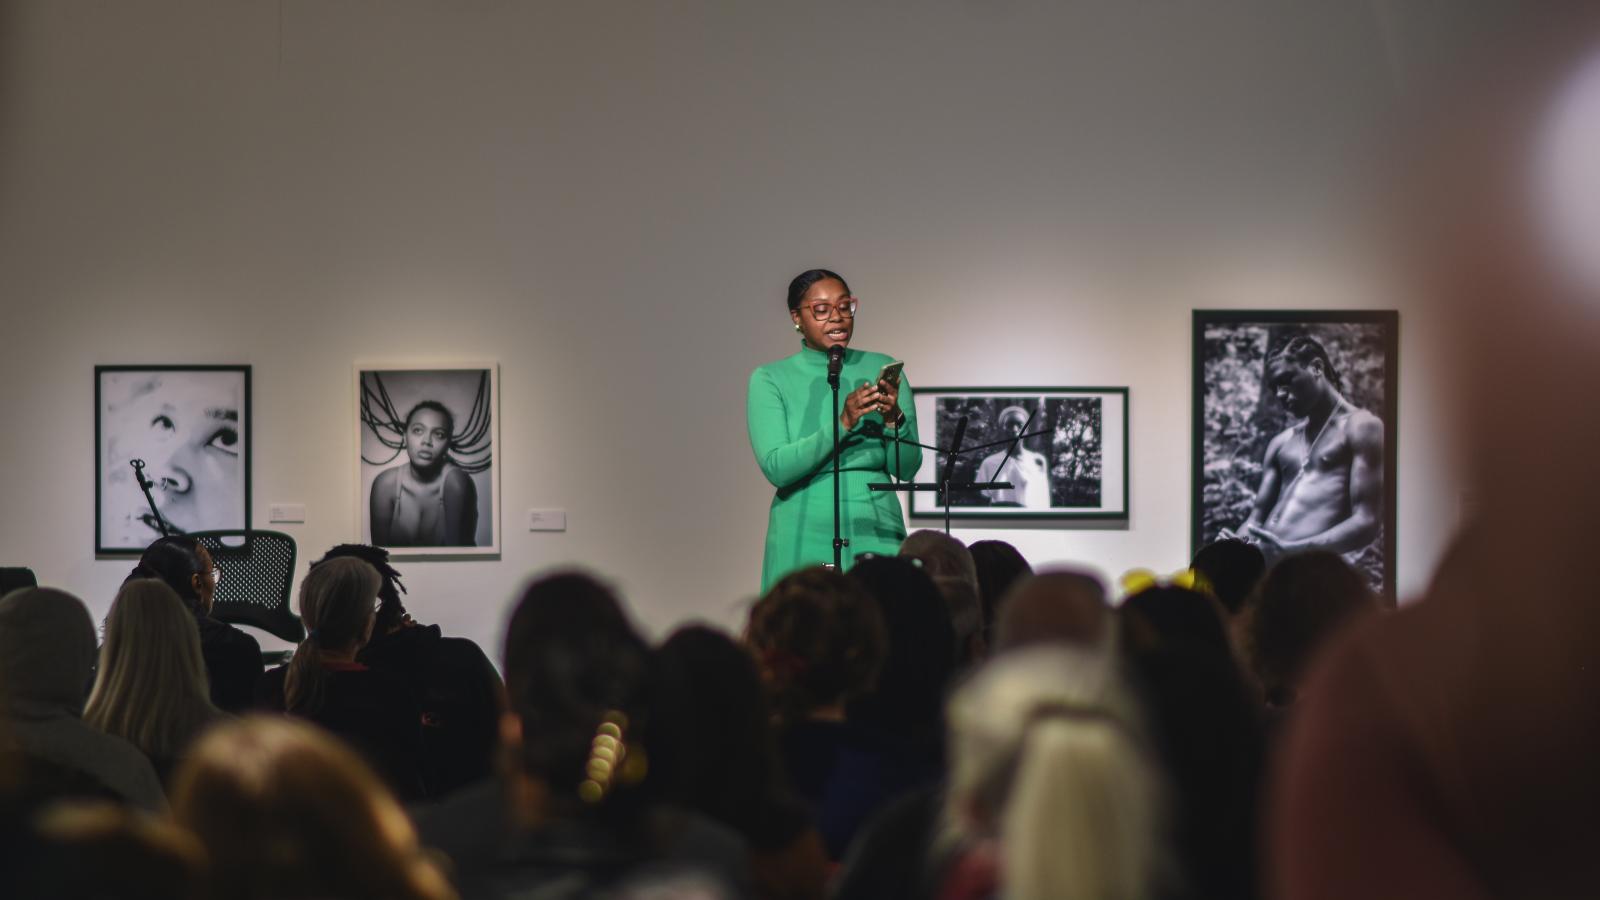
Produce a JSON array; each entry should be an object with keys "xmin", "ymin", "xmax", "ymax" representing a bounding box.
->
[
  {"xmin": 938, "ymin": 646, "xmax": 1172, "ymax": 900},
  {"xmin": 85, "ymin": 579, "xmax": 223, "ymax": 787},
  {"xmin": 257, "ymin": 557, "xmax": 425, "ymax": 800}
]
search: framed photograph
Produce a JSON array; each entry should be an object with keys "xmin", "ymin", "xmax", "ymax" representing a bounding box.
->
[
  {"xmin": 96, "ymin": 365, "xmax": 252, "ymax": 555},
  {"xmin": 909, "ymin": 387, "xmax": 1129, "ymax": 519},
  {"xmin": 356, "ymin": 364, "xmax": 499, "ymax": 558},
  {"xmin": 1193, "ymin": 310, "xmax": 1398, "ymax": 599}
]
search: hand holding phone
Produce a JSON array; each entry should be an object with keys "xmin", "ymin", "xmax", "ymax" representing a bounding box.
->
[{"xmin": 877, "ymin": 360, "xmax": 905, "ymax": 388}]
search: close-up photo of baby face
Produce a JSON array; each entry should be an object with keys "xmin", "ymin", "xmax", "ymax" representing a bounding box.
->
[{"xmin": 102, "ymin": 371, "xmax": 245, "ymax": 546}]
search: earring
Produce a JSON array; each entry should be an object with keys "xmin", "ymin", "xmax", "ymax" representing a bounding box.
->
[{"xmin": 794, "ymin": 323, "xmax": 802, "ymax": 332}]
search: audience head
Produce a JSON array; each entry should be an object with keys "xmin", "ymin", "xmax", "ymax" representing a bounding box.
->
[
  {"xmin": 284, "ymin": 557, "xmax": 382, "ymax": 714},
  {"xmin": 0, "ymin": 587, "xmax": 96, "ymax": 715},
  {"xmin": 1120, "ymin": 585, "xmax": 1233, "ymax": 659},
  {"xmin": 944, "ymin": 645, "xmax": 1167, "ymax": 900},
  {"xmin": 84, "ymin": 579, "xmax": 217, "ymax": 761},
  {"xmin": 744, "ymin": 566, "xmax": 886, "ymax": 725},
  {"xmin": 170, "ymin": 716, "xmax": 453, "ymax": 900},
  {"xmin": 502, "ymin": 571, "xmax": 654, "ymax": 818},
  {"xmin": 0, "ymin": 566, "xmax": 38, "ymax": 598},
  {"xmin": 313, "ymin": 544, "xmax": 409, "ymax": 636},
  {"xmin": 1117, "ymin": 586, "xmax": 1265, "ymax": 900},
  {"xmin": 899, "ymin": 530, "xmax": 978, "ymax": 588},
  {"xmin": 934, "ymin": 574, "xmax": 986, "ymax": 665},
  {"xmin": 1248, "ymin": 551, "xmax": 1378, "ymax": 705},
  {"xmin": 655, "ymin": 624, "xmax": 801, "ymax": 847},
  {"xmin": 847, "ymin": 556, "xmax": 958, "ymax": 740},
  {"xmin": 968, "ymin": 540, "xmax": 1032, "ymax": 637},
  {"xmin": 1190, "ymin": 539, "xmax": 1266, "ymax": 618},
  {"xmin": 993, "ymin": 569, "xmax": 1110, "ymax": 654},
  {"xmin": 129, "ymin": 536, "xmax": 213, "ymax": 614},
  {"xmin": 25, "ymin": 801, "xmax": 204, "ymax": 900}
]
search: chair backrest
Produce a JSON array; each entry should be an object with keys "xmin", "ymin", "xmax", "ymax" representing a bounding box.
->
[
  {"xmin": 188, "ymin": 530, "xmax": 304, "ymax": 644},
  {"xmin": 1, "ymin": 567, "xmax": 38, "ymax": 597}
]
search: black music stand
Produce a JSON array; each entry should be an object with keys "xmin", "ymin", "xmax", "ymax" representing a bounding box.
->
[{"xmin": 868, "ymin": 411, "xmax": 1051, "ymax": 533}]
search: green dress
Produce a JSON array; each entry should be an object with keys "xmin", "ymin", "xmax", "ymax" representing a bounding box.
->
[{"xmin": 747, "ymin": 342, "xmax": 923, "ymax": 593}]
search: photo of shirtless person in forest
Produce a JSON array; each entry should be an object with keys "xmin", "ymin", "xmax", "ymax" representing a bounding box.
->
[
  {"xmin": 1194, "ymin": 312, "xmax": 1397, "ymax": 597},
  {"xmin": 1221, "ymin": 337, "xmax": 1384, "ymax": 562}
]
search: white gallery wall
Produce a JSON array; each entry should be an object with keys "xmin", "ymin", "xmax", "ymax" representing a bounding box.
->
[{"xmin": 0, "ymin": 1, "xmax": 1520, "ymax": 658}]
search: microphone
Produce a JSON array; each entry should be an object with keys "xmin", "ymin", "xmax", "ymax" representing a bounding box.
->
[{"xmin": 827, "ymin": 344, "xmax": 845, "ymax": 377}]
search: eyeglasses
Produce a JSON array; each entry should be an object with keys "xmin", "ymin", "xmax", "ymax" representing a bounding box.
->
[
  {"xmin": 806, "ymin": 298, "xmax": 858, "ymax": 321},
  {"xmin": 210, "ymin": 567, "xmax": 222, "ymax": 585}
]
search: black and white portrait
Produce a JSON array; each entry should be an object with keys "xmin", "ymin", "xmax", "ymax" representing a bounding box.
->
[
  {"xmin": 357, "ymin": 365, "xmax": 498, "ymax": 557},
  {"xmin": 1193, "ymin": 311, "xmax": 1398, "ymax": 597},
  {"xmin": 910, "ymin": 388, "xmax": 1129, "ymax": 519},
  {"xmin": 96, "ymin": 366, "xmax": 251, "ymax": 554}
]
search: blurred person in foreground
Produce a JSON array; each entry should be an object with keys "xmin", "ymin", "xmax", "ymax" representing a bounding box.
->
[
  {"xmin": 1270, "ymin": 9, "xmax": 1600, "ymax": 898},
  {"xmin": 0, "ymin": 587, "xmax": 164, "ymax": 812},
  {"xmin": 656, "ymin": 625, "xmax": 826, "ymax": 900},
  {"xmin": 936, "ymin": 645, "xmax": 1170, "ymax": 900},
  {"xmin": 171, "ymin": 716, "xmax": 453, "ymax": 900},
  {"xmin": 414, "ymin": 571, "xmax": 748, "ymax": 899}
]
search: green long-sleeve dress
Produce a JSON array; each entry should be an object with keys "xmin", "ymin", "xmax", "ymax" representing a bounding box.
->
[{"xmin": 747, "ymin": 342, "xmax": 924, "ymax": 593}]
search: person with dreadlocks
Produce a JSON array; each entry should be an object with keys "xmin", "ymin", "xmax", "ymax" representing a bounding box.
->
[
  {"xmin": 370, "ymin": 400, "xmax": 480, "ymax": 547},
  {"xmin": 314, "ymin": 543, "xmax": 505, "ymax": 799},
  {"xmin": 1224, "ymin": 335, "xmax": 1385, "ymax": 563}
]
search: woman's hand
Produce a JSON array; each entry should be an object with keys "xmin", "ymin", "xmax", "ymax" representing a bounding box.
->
[
  {"xmin": 841, "ymin": 381, "xmax": 884, "ymax": 431},
  {"xmin": 877, "ymin": 374, "xmax": 904, "ymax": 426}
]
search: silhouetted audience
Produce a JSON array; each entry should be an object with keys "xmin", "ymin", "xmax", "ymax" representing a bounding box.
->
[
  {"xmin": 967, "ymin": 540, "xmax": 1032, "ymax": 644},
  {"xmin": 992, "ymin": 569, "xmax": 1112, "ymax": 654},
  {"xmin": 1190, "ymin": 538, "xmax": 1266, "ymax": 666},
  {"xmin": 130, "ymin": 537, "xmax": 262, "ymax": 714},
  {"xmin": 0, "ymin": 587, "xmax": 165, "ymax": 812},
  {"xmin": 655, "ymin": 625, "xmax": 826, "ymax": 900},
  {"xmin": 85, "ymin": 579, "xmax": 223, "ymax": 787},
  {"xmin": 744, "ymin": 565, "xmax": 886, "ymax": 855},
  {"xmin": 414, "ymin": 571, "xmax": 749, "ymax": 899},
  {"xmin": 257, "ymin": 557, "xmax": 425, "ymax": 801},
  {"xmin": 317, "ymin": 544, "xmax": 504, "ymax": 799},
  {"xmin": 171, "ymin": 716, "xmax": 453, "ymax": 900},
  {"xmin": 898, "ymin": 530, "xmax": 978, "ymax": 587},
  {"xmin": 822, "ymin": 557, "xmax": 958, "ymax": 861},
  {"xmin": 1121, "ymin": 586, "xmax": 1264, "ymax": 900},
  {"xmin": 8, "ymin": 800, "xmax": 204, "ymax": 900},
  {"xmin": 1245, "ymin": 551, "xmax": 1378, "ymax": 713}
]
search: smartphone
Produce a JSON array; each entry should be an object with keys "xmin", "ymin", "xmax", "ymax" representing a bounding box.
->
[{"xmin": 877, "ymin": 360, "xmax": 905, "ymax": 387}]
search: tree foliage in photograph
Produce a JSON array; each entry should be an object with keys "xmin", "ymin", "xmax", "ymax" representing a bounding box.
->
[{"xmin": 934, "ymin": 395, "xmax": 1102, "ymax": 507}]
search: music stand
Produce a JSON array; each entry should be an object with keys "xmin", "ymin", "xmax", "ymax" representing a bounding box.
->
[{"xmin": 868, "ymin": 410, "xmax": 1051, "ymax": 533}]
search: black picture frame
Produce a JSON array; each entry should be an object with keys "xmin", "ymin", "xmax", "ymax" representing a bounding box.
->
[
  {"xmin": 95, "ymin": 365, "xmax": 253, "ymax": 556},
  {"xmin": 909, "ymin": 386, "xmax": 1130, "ymax": 520},
  {"xmin": 1192, "ymin": 310, "xmax": 1399, "ymax": 600},
  {"xmin": 355, "ymin": 363, "xmax": 500, "ymax": 558}
]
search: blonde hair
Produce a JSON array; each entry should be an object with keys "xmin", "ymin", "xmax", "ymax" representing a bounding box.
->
[
  {"xmin": 284, "ymin": 557, "xmax": 381, "ymax": 714},
  {"xmin": 85, "ymin": 579, "xmax": 218, "ymax": 764},
  {"xmin": 945, "ymin": 646, "xmax": 1169, "ymax": 900},
  {"xmin": 170, "ymin": 716, "xmax": 454, "ymax": 900}
]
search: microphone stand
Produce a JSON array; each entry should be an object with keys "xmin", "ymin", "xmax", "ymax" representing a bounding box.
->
[
  {"xmin": 130, "ymin": 459, "xmax": 175, "ymax": 536},
  {"xmin": 828, "ymin": 350, "xmax": 846, "ymax": 570},
  {"xmin": 866, "ymin": 416, "xmax": 1050, "ymax": 533}
]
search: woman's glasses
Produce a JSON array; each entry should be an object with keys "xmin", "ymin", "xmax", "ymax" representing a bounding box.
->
[{"xmin": 806, "ymin": 298, "xmax": 858, "ymax": 321}]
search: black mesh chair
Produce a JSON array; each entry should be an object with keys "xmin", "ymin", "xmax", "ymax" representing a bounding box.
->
[
  {"xmin": 1, "ymin": 567, "xmax": 38, "ymax": 597},
  {"xmin": 189, "ymin": 530, "xmax": 304, "ymax": 645}
]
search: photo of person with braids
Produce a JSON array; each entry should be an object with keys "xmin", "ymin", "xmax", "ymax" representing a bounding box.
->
[
  {"xmin": 1194, "ymin": 312, "xmax": 1397, "ymax": 598},
  {"xmin": 358, "ymin": 366, "xmax": 498, "ymax": 554}
]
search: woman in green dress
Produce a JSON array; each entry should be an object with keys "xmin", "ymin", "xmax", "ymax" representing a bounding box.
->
[{"xmin": 747, "ymin": 269, "xmax": 923, "ymax": 593}]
